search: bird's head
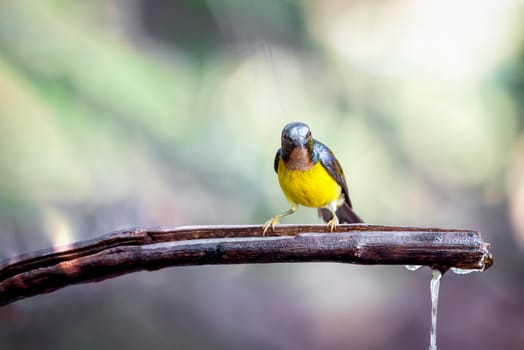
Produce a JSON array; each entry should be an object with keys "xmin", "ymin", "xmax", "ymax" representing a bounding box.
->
[{"xmin": 281, "ymin": 122, "xmax": 312, "ymax": 154}]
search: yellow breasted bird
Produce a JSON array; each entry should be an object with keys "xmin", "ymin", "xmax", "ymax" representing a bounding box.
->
[{"xmin": 264, "ymin": 121, "xmax": 363, "ymax": 233}]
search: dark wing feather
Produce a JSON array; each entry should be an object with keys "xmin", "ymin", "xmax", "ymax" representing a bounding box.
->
[
  {"xmin": 314, "ymin": 140, "xmax": 364, "ymax": 224},
  {"xmin": 313, "ymin": 140, "xmax": 351, "ymax": 207},
  {"xmin": 273, "ymin": 148, "xmax": 282, "ymax": 173}
]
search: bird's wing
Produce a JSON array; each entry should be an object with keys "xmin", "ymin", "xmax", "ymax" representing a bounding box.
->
[
  {"xmin": 314, "ymin": 140, "xmax": 352, "ymax": 207},
  {"xmin": 273, "ymin": 148, "xmax": 282, "ymax": 174}
]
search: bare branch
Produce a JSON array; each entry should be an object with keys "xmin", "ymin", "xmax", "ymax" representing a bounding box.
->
[{"xmin": 0, "ymin": 224, "xmax": 493, "ymax": 306}]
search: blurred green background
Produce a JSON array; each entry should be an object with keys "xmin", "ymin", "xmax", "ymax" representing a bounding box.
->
[{"xmin": 1, "ymin": 0, "xmax": 524, "ymax": 349}]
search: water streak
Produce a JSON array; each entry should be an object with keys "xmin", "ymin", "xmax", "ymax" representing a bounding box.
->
[{"xmin": 429, "ymin": 269, "xmax": 442, "ymax": 350}]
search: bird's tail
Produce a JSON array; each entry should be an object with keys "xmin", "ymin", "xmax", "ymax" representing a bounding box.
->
[{"xmin": 318, "ymin": 202, "xmax": 364, "ymax": 224}]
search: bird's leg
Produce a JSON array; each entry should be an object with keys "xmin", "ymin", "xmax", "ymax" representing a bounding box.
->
[
  {"xmin": 326, "ymin": 201, "xmax": 339, "ymax": 232},
  {"xmin": 263, "ymin": 203, "xmax": 298, "ymax": 234}
]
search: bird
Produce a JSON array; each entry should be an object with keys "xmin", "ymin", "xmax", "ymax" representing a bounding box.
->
[{"xmin": 263, "ymin": 121, "xmax": 363, "ymax": 233}]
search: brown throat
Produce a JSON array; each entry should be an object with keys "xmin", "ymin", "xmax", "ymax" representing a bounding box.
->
[{"xmin": 285, "ymin": 147, "xmax": 313, "ymax": 171}]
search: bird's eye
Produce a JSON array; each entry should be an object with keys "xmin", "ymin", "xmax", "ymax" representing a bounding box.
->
[{"xmin": 306, "ymin": 131, "xmax": 311, "ymax": 138}]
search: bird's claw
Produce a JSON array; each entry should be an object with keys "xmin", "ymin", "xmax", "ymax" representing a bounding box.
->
[
  {"xmin": 263, "ymin": 217, "xmax": 280, "ymax": 235},
  {"xmin": 327, "ymin": 218, "xmax": 338, "ymax": 232}
]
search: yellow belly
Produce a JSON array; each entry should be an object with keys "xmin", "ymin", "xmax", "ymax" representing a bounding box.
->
[{"xmin": 277, "ymin": 159, "xmax": 341, "ymax": 208}]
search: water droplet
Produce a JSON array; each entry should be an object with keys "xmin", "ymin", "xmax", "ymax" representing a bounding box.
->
[
  {"xmin": 429, "ymin": 269, "xmax": 442, "ymax": 350},
  {"xmin": 450, "ymin": 267, "xmax": 483, "ymax": 275},
  {"xmin": 405, "ymin": 265, "xmax": 423, "ymax": 271}
]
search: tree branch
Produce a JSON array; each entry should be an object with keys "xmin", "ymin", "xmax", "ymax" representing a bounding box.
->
[{"xmin": 0, "ymin": 224, "xmax": 493, "ymax": 306}]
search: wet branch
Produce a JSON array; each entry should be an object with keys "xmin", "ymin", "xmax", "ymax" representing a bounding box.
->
[{"xmin": 0, "ymin": 224, "xmax": 493, "ymax": 306}]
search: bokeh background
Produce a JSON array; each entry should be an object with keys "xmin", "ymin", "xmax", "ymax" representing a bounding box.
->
[{"xmin": 1, "ymin": 0, "xmax": 523, "ymax": 349}]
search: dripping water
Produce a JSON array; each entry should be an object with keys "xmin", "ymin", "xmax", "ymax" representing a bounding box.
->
[
  {"xmin": 406, "ymin": 266, "xmax": 482, "ymax": 349},
  {"xmin": 429, "ymin": 269, "xmax": 442, "ymax": 350}
]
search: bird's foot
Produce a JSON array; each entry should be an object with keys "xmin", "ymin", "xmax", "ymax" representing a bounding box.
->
[
  {"xmin": 263, "ymin": 217, "xmax": 280, "ymax": 235},
  {"xmin": 327, "ymin": 217, "xmax": 338, "ymax": 232}
]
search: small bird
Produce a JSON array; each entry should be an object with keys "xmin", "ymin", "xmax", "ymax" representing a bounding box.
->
[{"xmin": 264, "ymin": 121, "xmax": 363, "ymax": 233}]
